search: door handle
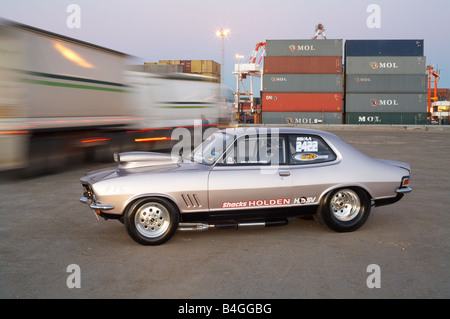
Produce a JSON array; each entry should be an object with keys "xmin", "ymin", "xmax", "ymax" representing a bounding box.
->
[{"xmin": 279, "ymin": 171, "xmax": 291, "ymax": 177}]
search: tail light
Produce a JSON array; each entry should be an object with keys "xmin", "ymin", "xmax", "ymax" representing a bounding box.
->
[{"xmin": 400, "ymin": 176, "xmax": 410, "ymax": 188}]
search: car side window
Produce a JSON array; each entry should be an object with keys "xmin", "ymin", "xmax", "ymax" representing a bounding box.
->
[
  {"xmin": 288, "ymin": 135, "xmax": 336, "ymax": 165},
  {"xmin": 222, "ymin": 135, "xmax": 286, "ymax": 165}
]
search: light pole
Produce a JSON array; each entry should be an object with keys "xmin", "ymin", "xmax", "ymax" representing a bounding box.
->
[
  {"xmin": 216, "ymin": 29, "xmax": 230, "ymax": 84},
  {"xmin": 235, "ymin": 54, "xmax": 244, "ymax": 115}
]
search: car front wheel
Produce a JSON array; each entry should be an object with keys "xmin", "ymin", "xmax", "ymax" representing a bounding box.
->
[
  {"xmin": 315, "ymin": 188, "xmax": 371, "ymax": 232},
  {"xmin": 124, "ymin": 197, "xmax": 179, "ymax": 245}
]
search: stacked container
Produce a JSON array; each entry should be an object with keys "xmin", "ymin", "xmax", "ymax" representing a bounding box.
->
[
  {"xmin": 262, "ymin": 39, "xmax": 344, "ymax": 125},
  {"xmin": 344, "ymin": 40, "xmax": 427, "ymax": 125},
  {"xmin": 143, "ymin": 60, "xmax": 220, "ymax": 83}
]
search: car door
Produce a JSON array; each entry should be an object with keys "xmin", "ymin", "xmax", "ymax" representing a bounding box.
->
[
  {"xmin": 208, "ymin": 133, "xmax": 293, "ymax": 212},
  {"xmin": 287, "ymin": 134, "xmax": 339, "ymax": 206}
]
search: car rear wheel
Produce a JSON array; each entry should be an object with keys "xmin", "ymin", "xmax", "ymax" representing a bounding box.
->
[
  {"xmin": 124, "ymin": 197, "xmax": 179, "ymax": 245},
  {"xmin": 315, "ymin": 188, "xmax": 371, "ymax": 232}
]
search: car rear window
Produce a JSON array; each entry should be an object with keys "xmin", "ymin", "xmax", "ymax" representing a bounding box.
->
[{"xmin": 288, "ymin": 135, "xmax": 336, "ymax": 165}]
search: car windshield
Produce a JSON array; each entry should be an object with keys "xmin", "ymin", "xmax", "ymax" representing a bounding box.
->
[{"xmin": 186, "ymin": 132, "xmax": 234, "ymax": 165}]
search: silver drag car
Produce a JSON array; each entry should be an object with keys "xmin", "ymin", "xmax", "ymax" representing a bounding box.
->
[{"xmin": 80, "ymin": 127, "xmax": 411, "ymax": 245}]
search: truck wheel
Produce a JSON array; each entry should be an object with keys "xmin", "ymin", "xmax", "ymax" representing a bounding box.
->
[
  {"xmin": 124, "ymin": 197, "xmax": 179, "ymax": 245},
  {"xmin": 315, "ymin": 188, "xmax": 371, "ymax": 232}
]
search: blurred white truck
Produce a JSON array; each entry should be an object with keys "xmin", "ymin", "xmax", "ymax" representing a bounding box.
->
[{"xmin": 0, "ymin": 20, "xmax": 232, "ymax": 173}]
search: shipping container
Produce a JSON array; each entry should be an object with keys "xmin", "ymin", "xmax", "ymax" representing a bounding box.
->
[
  {"xmin": 345, "ymin": 74, "xmax": 427, "ymax": 93},
  {"xmin": 180, "ymin": 60, "xmax": 191, "ymax": 73},
  {"xmin": 264, "ymin": 56, "xmax": 342, "ymax": 74},
  {"xmin": 262, "ymin": 93, "xmax": 343, "ymax": 112},
  {"xmin": 203, "ymin": 60, "xmax": 220, "ymax": 74},
  {"xmin": 262, "ymin": 111, "xmax": 342, "ymax": 125},
  {"xmin": 345, "ymin": 93, "xmax": 427, "ymax": 113},
  {"xmin": 191, "ymin": 60, "xmax": 220, "ymax": 74},
  {"xmin": 266, "ymin": 39, "xmax": 343, "ymax": 57},
  {"xmin": 345, "ymin": 112, "xmax": 428, "ymax": 125},
  {"xmin": 191, "ymin": 60, "xmax": 202, "ymax": 73},
  {"xmin": 345, "ymin": 40, "xmax": 424, "ymax": 57},
  {"xmin": 263, "ymin": 74, "xmax": 343, "ymax": 93},
  {"xmin": 157, "ymin": 60, "xmax": 181, "ymax": 65},
  {"xmin": 345, "ymin": 56, "xmax": 426, "ymax": 75},
  {"xmin": 127, "ymin": 64, "xmax": 182, "ymax": 74}
]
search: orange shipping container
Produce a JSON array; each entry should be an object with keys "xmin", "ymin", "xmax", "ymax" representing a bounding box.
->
[
  {"xmin": 264, "ymin": 56, "xmax": 342, "ymax": 74},
  {"xmin": 262, "ymin": 93, "xmax": 343, "ymax": 112}
]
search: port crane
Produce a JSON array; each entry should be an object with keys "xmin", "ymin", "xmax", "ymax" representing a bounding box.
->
[
  {"xmin": 313, "ymin": 23, "xmax": 327, "ymax": 39},
  {"xmin": 427, "ymin": 65, "xmax": 440, "ymax": 113},
  {"xmin": 233, "ymin": 42, "xmax": 265, "ymax": 122},
  {"xmin": 248, "ymin": 42, "xmax": 266, "ymax": 64}
]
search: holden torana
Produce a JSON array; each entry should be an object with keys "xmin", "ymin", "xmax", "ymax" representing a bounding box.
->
[{"xmin": 80, "ymin": 127, "xmax": 411, "ymax": 245}]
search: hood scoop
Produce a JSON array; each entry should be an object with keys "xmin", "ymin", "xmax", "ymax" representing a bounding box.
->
[{"xmin": 115, "ymin": 152, "xmax": 180, "ymax": 170}]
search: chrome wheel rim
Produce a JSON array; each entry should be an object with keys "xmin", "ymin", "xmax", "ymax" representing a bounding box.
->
[
  {"xmin": 135, "ymin": 202, "xmax": 170, "ymax": 238},
  {"xmin": 330, "ymin": 189, "xmax": 361, "ymax": 221}
]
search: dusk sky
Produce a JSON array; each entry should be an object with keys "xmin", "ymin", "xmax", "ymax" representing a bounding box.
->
[{"xmin": 1, "ymin": 0, "xmax": 449, "ymax": 92}]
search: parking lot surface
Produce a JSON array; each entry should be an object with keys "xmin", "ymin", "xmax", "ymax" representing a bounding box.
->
[{"xmin": 0, "ymin": 126, "xmax": 449, "ymax": 299}]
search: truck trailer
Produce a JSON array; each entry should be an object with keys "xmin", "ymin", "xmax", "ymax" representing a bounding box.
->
[{"xmin": 0, "ymin": 20, "xmax": 232, "ymax": 174}]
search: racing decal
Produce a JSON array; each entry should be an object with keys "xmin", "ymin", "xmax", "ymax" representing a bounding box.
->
[
  {"xmin": 293, "ymin": 197, "xmax": 316, "ymax": 204},
  {"xmin": 221, "ymin": 196, "xmax": 317, "ymax": 208},
  {"xmin": 293, "ymin": 153, "xmax": 330, "ymax": 162},
  {"xmin": 296, "ymin": 136, "xmax": 318, "ymax": 153},
  {"xmin": 222, "ymin": 198, "xmax": 291, "ymax": 208}
]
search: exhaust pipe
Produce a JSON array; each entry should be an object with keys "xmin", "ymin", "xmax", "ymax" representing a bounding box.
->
[
  {"xmin": 237, "ymin": 221, "xmax": 266, "ymax": 229},
  {"xmin": 178, "ymin": 223, "xmax": 211, "ymax": 231},
  {"xmin": 178, "ymin": 219, "xmax": 288, "ymax": 232}
]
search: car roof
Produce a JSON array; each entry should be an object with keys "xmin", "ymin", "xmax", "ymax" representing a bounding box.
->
[
  {"xmin": 220, "ymin": 126, "xmax": 337, "ymax": 139},
  {"xmin": 220, "ymin": 126, "xmax": 359, "ymax": 155}
]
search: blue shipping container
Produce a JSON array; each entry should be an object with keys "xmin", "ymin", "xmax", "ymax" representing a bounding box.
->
[{"xmin": 345, "ymin": 40, "xmax": 424, "ymax": 57}]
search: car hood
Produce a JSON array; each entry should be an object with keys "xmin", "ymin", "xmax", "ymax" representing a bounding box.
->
[{"xmin": 81, "ymin": 152, "xmax": 183, "ymax": 185}]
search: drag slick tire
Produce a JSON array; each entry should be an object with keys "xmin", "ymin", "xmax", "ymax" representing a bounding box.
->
[
  {"xmin": 315, "ymin": 188, "xmax": 371, "ymax": 232},
  {"xmin": 124, "ymin": 197, "xmax": 179, "ymax": 245}
]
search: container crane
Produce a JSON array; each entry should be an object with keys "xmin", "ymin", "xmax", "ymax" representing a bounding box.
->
[
  {"xmin": 427, "ymin": 65, "xmax": 440, "ymax": 114},
  {"xmin": 248, "ymin": 42, "xmax": 266, "ymax": 64},
  {"xmin": 233, "ymin": 42, "xmax": 266, "ymax": 123},
  {"xmin": 313, "ymin": 23, "xmax": 327, "ymax": 39}
]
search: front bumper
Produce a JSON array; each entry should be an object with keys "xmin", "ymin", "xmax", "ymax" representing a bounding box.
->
[
  {"xmin": 80, "ymin": 183, "xmax": 115, "ymax": 211},
  {"xmin": 79, "ymin": 196, "xmax": 115, "ymax": 211}
]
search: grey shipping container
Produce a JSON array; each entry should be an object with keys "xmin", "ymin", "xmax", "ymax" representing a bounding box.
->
[
  {"xmin": 262, "ymin": 112, "xmax": 342, "ymax": 125},
  {"xmin": 345, "ymin": 40, "xmax": 424, "ymax": 57},
  {"xmin": 345, "ymin": 112, "xmax": 428, "ymax": 125},
  {"xmin": 345, "ymin": 56, "xmax": 425, "ymax": 75},
  {"xmin": 263, "ymin": 74, "xmax": 343, "ymax": 93},
  {"xmin": 345, "ymin": 93, "xmax": 427, "ymax": 113},
  {"xmin": 345, "ymin": 74, "xmax": 427, "ymax": 93},
  {"xmin": 266, "ymin": 39, "xmax": 343, "ymax": 57}
]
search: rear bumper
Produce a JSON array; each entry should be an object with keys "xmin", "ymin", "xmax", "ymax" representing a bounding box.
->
[
  {"xmin": 396, "ymin": 186, "xmax": 412, "ymax": 194},
  {"xmin": 373, "ymin": 186, "xmax": 411, "ymax": 207}
]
